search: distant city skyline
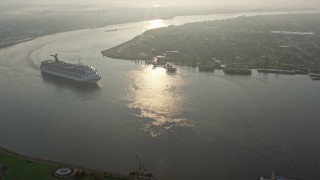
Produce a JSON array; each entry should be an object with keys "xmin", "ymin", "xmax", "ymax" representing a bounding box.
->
[{"xmin": 0, "ymin": 0, "xmax": 319, "ymax": 8}]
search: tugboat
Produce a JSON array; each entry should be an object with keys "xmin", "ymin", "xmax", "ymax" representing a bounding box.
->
[{"xmin": 164, "ymin": 63, "xmax": 177, "ymax": 72}]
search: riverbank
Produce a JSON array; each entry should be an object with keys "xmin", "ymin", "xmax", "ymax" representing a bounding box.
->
[
  {"xmin": 0, "ymin": 38, "xmax": 34, "ymax": 49},
  {"xmin": 0, "ymin": 147, "xmax": 144, "ymax": 180},
  {"xmin": 102, "ymin": 12, "xmax": 320, "ymax": 70},
  {"xmin": 2, "ymin": 8, "xmax": 320, "ymax": 180}
]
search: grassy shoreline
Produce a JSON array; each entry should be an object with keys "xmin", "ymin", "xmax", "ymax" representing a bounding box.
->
[{"xmin": 0, "ymin": 146, "xmax": 128, "ymax": 179}]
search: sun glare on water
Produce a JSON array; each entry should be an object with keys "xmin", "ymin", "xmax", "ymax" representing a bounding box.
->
[
  {"xmin": 146, "ymin": 19, "xmax": 167, "ymax": 30},
  {"xmin": 127, "ymin": 66, "xmax": 190, "ymax": 137}
]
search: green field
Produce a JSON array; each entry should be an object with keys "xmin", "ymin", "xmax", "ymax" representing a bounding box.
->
[
  {"xmin": 0, "ymin": 150, "xmax": 121, "ymax": 180},
  {"xmin": 0, "ymin": 151, "xmax": 57, "ymax": 180}
]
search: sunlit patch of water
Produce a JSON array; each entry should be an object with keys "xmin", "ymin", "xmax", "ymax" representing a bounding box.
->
[
  {"xmin": 127, "ymin": 65, "xmax": 192, "ymax": 137},
  {"xmin": 145, "ymin": 19, "xmax": 167, "ymax": 30}
]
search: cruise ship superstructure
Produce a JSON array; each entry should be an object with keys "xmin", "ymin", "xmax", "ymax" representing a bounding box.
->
[{"xmin": 40, "ymin": 54, "xmax": 101, "ymax": 83}]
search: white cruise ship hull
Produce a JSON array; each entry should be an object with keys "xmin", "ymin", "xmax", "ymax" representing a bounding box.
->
[{"xmin": 41, "ymin": 68, "xmax": 101, "ymax": 83}]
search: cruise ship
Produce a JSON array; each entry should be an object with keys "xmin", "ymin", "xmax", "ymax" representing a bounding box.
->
[{"xmin": 40, "ymin": 54, "xmax": 101, "ymax": 83}]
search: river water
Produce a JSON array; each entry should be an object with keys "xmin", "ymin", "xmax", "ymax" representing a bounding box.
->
[{"xmin": 1, "ymin": 11, "xmax": 320, "ymax": 179}]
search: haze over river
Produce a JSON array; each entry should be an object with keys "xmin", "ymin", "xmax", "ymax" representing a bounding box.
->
[{"xmin": 1, "ymin": 11, "xmax": 320, "ymax": 179}]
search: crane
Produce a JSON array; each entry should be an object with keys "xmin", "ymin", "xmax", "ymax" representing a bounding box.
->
[
  {"xmin": 135, "ymin": 154, "xmax": 147, "ymax": 172},
  {"xmin": 129, "ymin": 155, "xmax": 153, "ymax": 178}
]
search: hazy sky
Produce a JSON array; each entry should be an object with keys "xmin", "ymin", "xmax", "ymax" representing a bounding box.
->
[{"xmin": 1, "ymin": 0, "xmax": 320, "ymax": 8}]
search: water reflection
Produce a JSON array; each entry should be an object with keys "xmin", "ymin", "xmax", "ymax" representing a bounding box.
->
[
  {"xmin": 166, "ymin": 71, "xmax": 177, "ymax": 76},
  {"xmin": 41, "ymin": 73, "xmax": 101, "ymax": 93},
  {"xmin": 146, "ymin": 19, "xmax": 167, "ymax": 30},
  {"xmin": 128, "ymin": 66, "xmax": 190, "ymax": 137}
]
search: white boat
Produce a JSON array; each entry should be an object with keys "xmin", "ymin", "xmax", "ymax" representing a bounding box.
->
[
  {"xmin": 308, "ymin": 73, "xmax": 320, "ymax": 80},
  {"xmin": 40, "ymin": 54, "xmax": 101, "ymax": 83},
  {"xmin": 259, "ymin": 171, "xmax": 300, "ymax": 180},
  {"xmin": 152, "ymin": 56, "xmax": 166, "ymax": 65}
]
